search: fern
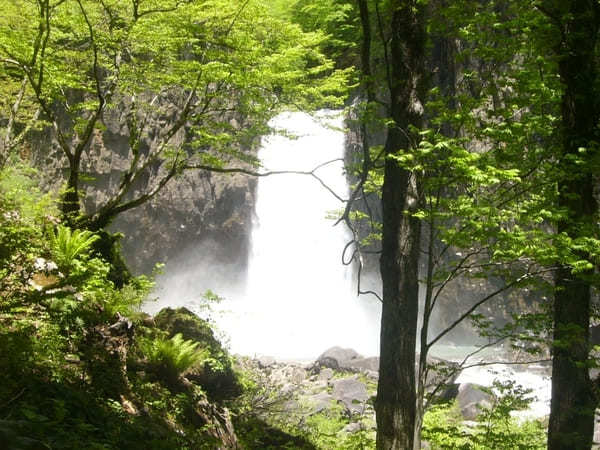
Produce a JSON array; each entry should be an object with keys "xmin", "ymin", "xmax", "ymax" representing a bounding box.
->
[
  {"xmin": 145, "ymin": 333, "xmax": 206, "ymax": 378},
  {"xmin": 50, "ymin": 225, "xmax": 99, "ymax": 273}
]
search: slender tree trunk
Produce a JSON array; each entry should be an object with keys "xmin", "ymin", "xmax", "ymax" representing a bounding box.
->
[
  {"xmin": 61, "ymin": 163, "xmax": 82, "ymax": 222},
  {"xmin": 545, "ymin": 1, "xmax": 600, "ymax": 449},
  {"xmin": 375, "ymin": 2, "xmax": 427, "ymax": 449}
]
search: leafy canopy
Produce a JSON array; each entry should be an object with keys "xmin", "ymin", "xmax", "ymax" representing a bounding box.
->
[{"xmin": 0, "ymin": 0, "xmax": 351, "ymax": 226}]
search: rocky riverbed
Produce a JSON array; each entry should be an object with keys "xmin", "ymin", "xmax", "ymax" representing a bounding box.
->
[{"xmin": 234, "ymin": 346, "xmax": 556, "ymax": 447}]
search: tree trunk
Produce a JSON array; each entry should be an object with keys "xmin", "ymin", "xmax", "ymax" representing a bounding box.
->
[
  {"xmin": 61, "ymin": 153, "xmax": 83, "ymax": 224},
  {"xmin": 545, "ymin": 1, "xmax": 600, "ymax": 449},
  {"xmin": 375, "ymin": 2, "xmax": 427, "ymax": 449}
]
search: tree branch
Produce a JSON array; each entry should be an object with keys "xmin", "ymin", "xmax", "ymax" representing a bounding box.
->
[
  {"xmin": 186, "ymin": 158, "xmax": 348, "ymax": 203},
  {"xmin": 427, "ymin": 268, "xmax": 554, "ymax": 349}
]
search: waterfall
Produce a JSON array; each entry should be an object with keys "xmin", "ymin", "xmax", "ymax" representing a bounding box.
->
[
  {"xmin": 216, "ymin": 111, "xmax": 380, "ymax": 359},
  {"xmin": 146, "ymin": 110, "xmax": 550, "ymax": 415}
]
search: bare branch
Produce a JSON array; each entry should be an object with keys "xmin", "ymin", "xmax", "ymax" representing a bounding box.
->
[
  {"xmin": 186, "ymin": 158, "xmax": 348, "ymax": 203},
  {"xmin": 429, "ymin": 249, "xmax": 482, "ymax": 313},
  {"xmin": 427, "ymin": 268, "xmax": 554, "ymax": 349}
]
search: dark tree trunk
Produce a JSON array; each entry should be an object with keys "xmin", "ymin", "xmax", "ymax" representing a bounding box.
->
[
  {"xmin": 61, "ymin": 155, "xmax": 82, "ymax": 224},
  {"xmin": 375, "ymin": 2, "xmax": 427, "ymax": 449},
  {"xmin": 545, "ymin": 1, "xmax": 600, "ymax": 449}
]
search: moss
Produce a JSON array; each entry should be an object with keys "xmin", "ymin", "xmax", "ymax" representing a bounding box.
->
[
  {"xmin": 154, "ymin": 307, "xmax": 242, "ymax": 402},
  {"xmin": 91, "ymin": 231, "xmax": 131, "ymax": 289}
]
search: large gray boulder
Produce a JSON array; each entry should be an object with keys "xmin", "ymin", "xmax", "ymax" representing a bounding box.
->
[{"xmin": 316, "ymin": 347, "xmax": 379, "ymax": 373}]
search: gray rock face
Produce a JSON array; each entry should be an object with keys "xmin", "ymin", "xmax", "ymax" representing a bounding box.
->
[
  {"xmin": 31, "ymin": 104, "xmax": 257, "ymax": 277},
  {"xmin": 330, "ymin": 376, "xmax": 369, "ymax": 415},
  {"xmin": 112, "ymin": 170, "xmax": 256, "ymax": 275}
]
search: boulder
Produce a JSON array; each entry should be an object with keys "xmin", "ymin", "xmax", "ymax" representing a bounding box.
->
[
  {"xmin": 456, "ymin": 383, "xmax": 493, "ymax": 420},
  {"xmin": 271, "ymin": 365, "xmax": 308, "ymax": 385},
  {"xmin": 154, "ymin": 307, "xmax": 242, "ymax": 401},
  {"xmin": 306, "ymin": 392, "xmax": 335, "ymax": 415},
  {"xmin": 316, "ymin": 347, "xmax": 379, "ymax": 373},
  {"xmin": 317, "ymin": 368, "xmax": 334, "ymax": 381},
  {"xmin": 343, "ymin": 422, "xmax": 362, "ymax": 433},
  {"xmin": 257, "ymin": 355, "xmax": 276, "ymax": 369},
  {"xmin": 330, "ymin": 376, "xmax": 369, "ymax": 415}
]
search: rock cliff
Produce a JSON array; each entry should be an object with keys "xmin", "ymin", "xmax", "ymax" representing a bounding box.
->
[{"xmin": 30, "ymin": 104, "xmax": 258, "ymax": 276}]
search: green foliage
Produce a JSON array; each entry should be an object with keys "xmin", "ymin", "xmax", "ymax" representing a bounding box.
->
[
  {"xmin": 143, "ymin": 333, "xmax": 207, "ymax": 379},
  {"xmin": 50, "ymin": 225, "xmax": 99, "ymax": 274},
  {"xmin": 302, "ymin": 403, "xmax": 376, "ymax": 450},
  {"xmin": 0, "ymin": 164, "xmax": 228, "ymax": 448},
  {"xmin": 0, "ymin": 0, "xmax": 352, "ymax": 226},
  {"xmin": 102, "ymin": 274, "xmax": 154, "ymax": 318},
  {"xmin": 422, "ymin": 381, "xmax": 546, "ymax": 450},
  {"xmin": 474, "ymin": 380, "xmax": 546, "ymax": 449},
  {"xmin": 288, "ymin": 0, "xmax": 360, "ymax": 69},
  {"xmin": 232, "ymin": 360, "xmax": 375, "ymax": 450}
]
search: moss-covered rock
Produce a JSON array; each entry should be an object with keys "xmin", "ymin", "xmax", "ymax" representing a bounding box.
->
[{"xmin": 154, "ymin": 307, "xmax": 242, "ymax": 402}]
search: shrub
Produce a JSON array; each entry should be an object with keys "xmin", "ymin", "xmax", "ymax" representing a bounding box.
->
[
  {"xmin": 49, "ymin": 225, "xmax": 99, "ymax": 275},
  {"xmin": 144, "ymin": 333, "xmax": 207, "ymax": 381},
  {"xmin": 422, "ymin": 379, "xmax": 546, "ymax": 450}
]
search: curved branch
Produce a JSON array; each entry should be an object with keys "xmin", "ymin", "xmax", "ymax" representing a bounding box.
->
[
  {"xmin": 427, "ymin": 268, "xmax": 554, "ymax": 350},
  {"xmin": 185, "ymin": 158, "xmax": 348, "ymax": 203}
]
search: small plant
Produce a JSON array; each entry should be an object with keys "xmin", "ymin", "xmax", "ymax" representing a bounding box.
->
[
  {"xmin": 144, "ymin": 333, "xmax": 207, "ymax": 380},
  {"xmin": 473, "ymin": 380, "xmax": 545, "ymax": 450},
  {"xmin": 49, "ymin": 225, "xmax": 99, "ymax": 274},
  {"xmin": 421, "ymin": 380, "xmax": 546, "ymax": 450},
  {"xmin": 102, "ymin": 275, "xmax": 154, "ymax": 319}
]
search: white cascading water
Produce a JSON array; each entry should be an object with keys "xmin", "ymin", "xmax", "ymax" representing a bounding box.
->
[{"xmin": 215, "ymin": 111, "xmax": 380, "ymax": 360}]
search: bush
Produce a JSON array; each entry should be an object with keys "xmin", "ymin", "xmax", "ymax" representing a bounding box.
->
[
  {"xmin": 143, "ymin": 333, "xmax": 207, "ymax": 381},
  {"xmin": 49, "ymin": 225, "xmax": 99, "ymax": 275},
  {"xmin": 422, "ymin": 380, "xmax": 546, "ymax": 450}
]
